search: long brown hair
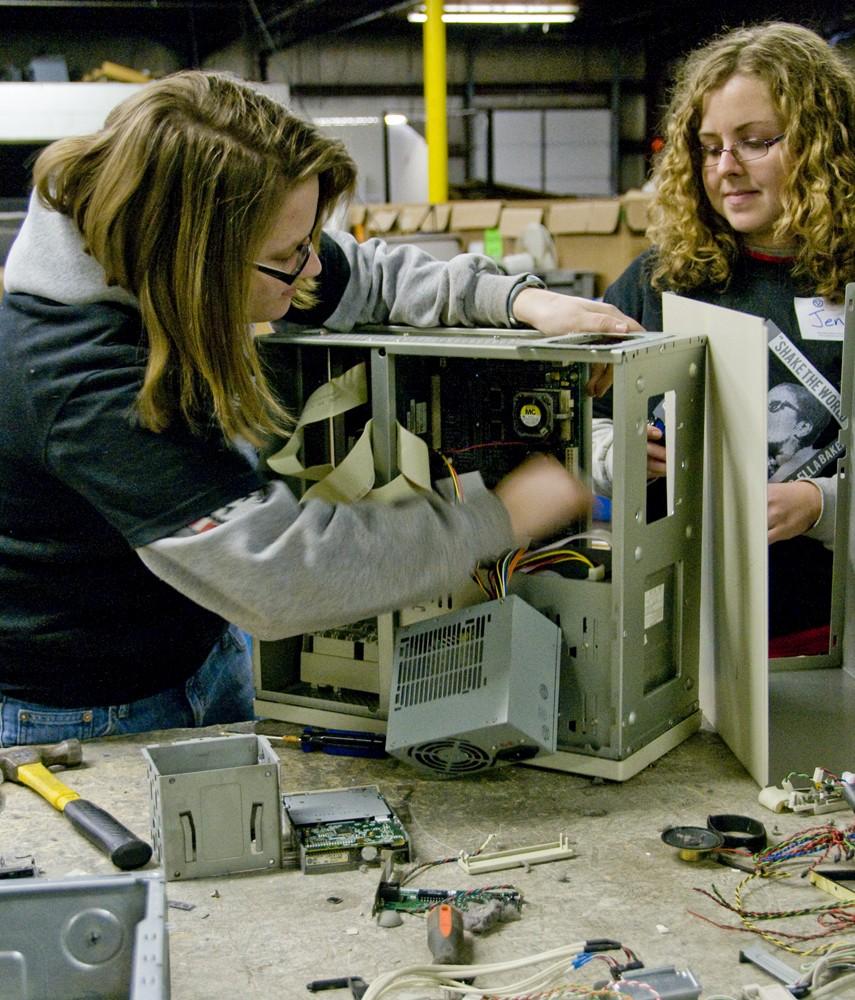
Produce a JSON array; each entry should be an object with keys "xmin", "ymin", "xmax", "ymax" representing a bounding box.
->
[
  {"xmin": 648, "ymin": 22, "xmax": 855, "ymax": 301},
  {"xmin": 34, "ymin": 71, "xmax": 357, "ymax": 443}
]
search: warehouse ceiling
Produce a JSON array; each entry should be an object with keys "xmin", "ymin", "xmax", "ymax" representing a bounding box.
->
[{"xmin": 1, "ymin": 0, "xmax": 853, "ymax": 66}]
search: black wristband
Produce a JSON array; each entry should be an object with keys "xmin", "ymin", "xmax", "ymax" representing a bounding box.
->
[{"xmin": 507, "ymin": 274, "xmax": 547, "ymax": 327}]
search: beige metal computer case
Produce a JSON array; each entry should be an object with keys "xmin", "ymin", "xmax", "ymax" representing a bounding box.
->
[{"xmin": 253, "ymin": 324, "xmax": 707, "ymax": 781}]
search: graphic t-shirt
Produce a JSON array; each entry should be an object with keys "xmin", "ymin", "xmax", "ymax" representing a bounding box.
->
[{"xmin": 602, "ymin": 248, "xmax": 842, "ymax": 641}]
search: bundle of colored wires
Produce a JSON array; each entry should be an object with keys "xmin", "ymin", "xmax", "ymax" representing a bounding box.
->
[
  {"xmin": 435, "ymin": 449, "xmax": 613, "ymax": 599},
  {"xmin": 690, "ymin": 822, "xmax": 855, "ymax": 955},
  {"xmin": 473, "ymin": 530, "xmax": 612, "ymax": 600},
  {"xmin": 439, "ymin": 453, "xmax": 463, "ymax": 501},
  {"xmin": 755, "ymin": 822, "xmax": 855, "ymax": 872}
]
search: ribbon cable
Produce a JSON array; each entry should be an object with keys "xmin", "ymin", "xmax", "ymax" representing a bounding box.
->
[{"xmin": 266, "ymin": 362, "xmax": 432, "ymax": 504}]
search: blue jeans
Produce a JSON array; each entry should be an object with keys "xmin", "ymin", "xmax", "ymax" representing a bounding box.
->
[{"xmin": 0, "ymin": 626, "xmax": 255, "ymax": 747}]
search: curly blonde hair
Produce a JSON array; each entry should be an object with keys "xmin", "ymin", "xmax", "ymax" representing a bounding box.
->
[
  {"xmin": 648, "ymin": 22, "xmax": 855, "ymax": 301},
  {"xmin": 34, "ymin": 71, "xmax": 357, "ymax": 444}
]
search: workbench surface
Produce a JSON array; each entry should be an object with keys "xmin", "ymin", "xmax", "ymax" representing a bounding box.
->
[{"xmin": 0, "ymin": 723, "xmax": 841, "ymax": 999}]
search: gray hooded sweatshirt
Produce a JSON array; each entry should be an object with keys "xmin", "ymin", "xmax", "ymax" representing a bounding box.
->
[{"xmin": 0, "ymin": 192, "xmax": 531, "ymax": 704}]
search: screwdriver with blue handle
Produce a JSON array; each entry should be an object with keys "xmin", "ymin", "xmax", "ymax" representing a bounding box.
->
[{"xmin": 282, "ymin": 726, "xmax": 388, "ymax": 759}]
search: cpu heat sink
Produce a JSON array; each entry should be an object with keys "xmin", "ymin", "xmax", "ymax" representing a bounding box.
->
[{"xmin": 385, "ymin": 595, "xmax": 561, "ymax": 776}]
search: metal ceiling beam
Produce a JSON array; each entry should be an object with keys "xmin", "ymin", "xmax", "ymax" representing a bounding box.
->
[{"xmin": 261, "ymin": 0, "xmax": 413, "ymax": 52}]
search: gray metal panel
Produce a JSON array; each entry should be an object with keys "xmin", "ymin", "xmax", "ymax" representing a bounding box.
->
[
  {"xmin": 510, "ymin": 332, "xmax": 706, "ymax": 764},
  {"xmin": 511, "ymin": 574, "xmax": 616, "ymax": 754},
  {"xmin": 607, "ymin": 338, "xmax": 706, "ymax": 760},
  {"xmin": 144, "ymin": 733, "xmax": 276, "ymax": 775},
  {"xmin": 0, "ymin": 872, "xmax": 169, "ymax": 1000},
  {"xmin": 266, "ymin": 325, "xmax": 679, "ymax": 361},
  {"xmin": 282, "ymin": 785, "xmax": 390, "ymax": 826},
  {"xmin": 143, "ymin": 736, "xmax": 281, "ymax": 881}
]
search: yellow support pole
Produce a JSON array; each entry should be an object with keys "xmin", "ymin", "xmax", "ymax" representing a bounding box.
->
[{"xmin": 423, "ymin": 0, "xmax": 449, "ymax": 203}]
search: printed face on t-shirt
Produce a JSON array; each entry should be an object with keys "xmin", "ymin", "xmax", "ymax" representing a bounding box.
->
[
  {"xmin": 699, "ymin": 74, "xmax": 789, "ymax": 250},
  {"xmin": 767, "ymin": 383, "xmax": 813, "ymax": 453}
]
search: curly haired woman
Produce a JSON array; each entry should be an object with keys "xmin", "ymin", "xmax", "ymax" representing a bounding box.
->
[{"xmin": 594, "ymin": 22, "xmax": 855, "ymax": 652}]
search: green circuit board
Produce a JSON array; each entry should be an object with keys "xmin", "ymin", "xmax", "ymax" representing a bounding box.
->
[{"xmin": 283, "ymin": 785, "xmax": 411, "ymax": 874}]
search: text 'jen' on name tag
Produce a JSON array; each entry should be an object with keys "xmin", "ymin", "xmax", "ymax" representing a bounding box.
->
[{"xmin": 794, "ymin": 296, "xmax": 845, "ymax": 341}]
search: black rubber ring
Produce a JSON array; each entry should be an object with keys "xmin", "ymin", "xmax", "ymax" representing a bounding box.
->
[{"xmin": 706, "ymin": 814, "xmax": 766, "ymax": 853}]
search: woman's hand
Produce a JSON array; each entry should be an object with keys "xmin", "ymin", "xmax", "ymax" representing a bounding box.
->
[
  {"xmin": 586, "ymin": 363, "xmax": 613, "ymax": 398},
  {"xmin": 646, "ymin": 423, "xmax": 667, "ymax": 478},
  {"xmin": 494, "ymin": 453, "xmax": 592, "ymax": 544},
  {"xmin": 767, "ymin": 481, "xmax": 823, "ymax": 543},
  {"xmin": 511, "ymin": 288, "xmax": 645, "ymax": 397}
]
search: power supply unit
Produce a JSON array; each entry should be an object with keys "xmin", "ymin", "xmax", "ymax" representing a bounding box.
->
[{"xmin": 385, "ymin": 594, "xmax": 561, "ymax": 776}]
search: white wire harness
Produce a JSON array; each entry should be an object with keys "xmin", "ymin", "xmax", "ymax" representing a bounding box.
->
[{"xmin": 358, "ymin": 940, "xmax": 697, "ymax": 1000}]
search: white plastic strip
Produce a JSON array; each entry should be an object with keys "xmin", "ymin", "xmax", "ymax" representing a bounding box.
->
[{"xmin": 457, "ymin": 833, "xmax": 575, "ymax": 874}]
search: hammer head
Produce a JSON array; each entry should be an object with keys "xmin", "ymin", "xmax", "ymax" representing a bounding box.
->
[{"xmin": 0, "ymin": 739, "xmax": 83, "ymax": 783}]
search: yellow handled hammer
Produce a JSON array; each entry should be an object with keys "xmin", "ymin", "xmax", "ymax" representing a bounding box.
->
[{"xmin": 0, "ymin": 739, "xmax": 151, "ymax": 870}]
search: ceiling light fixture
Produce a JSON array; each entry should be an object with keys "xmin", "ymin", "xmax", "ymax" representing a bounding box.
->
[
  {"xmin": 408, "ymin": 3, "xmax": 577, "ymax": 24},
  {"xmin": 312, "ymin": 116, "xmax": 381, "ymax": 127}
]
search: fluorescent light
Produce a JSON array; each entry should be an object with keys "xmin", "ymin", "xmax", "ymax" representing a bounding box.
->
[
  {"xmin": 312, "ymin": 116, "xmax": 380, "ymax": 126},
  {"xmin": 384, "ymin": 113, "xmax": 409, "ymax": 126},
  {"xmin": 419, "ymin": 2, "xmax": 576, "ymax": 10},
  {"xmin": 408, "ymin": 3, "xmax": 577, "ymax": 23}
]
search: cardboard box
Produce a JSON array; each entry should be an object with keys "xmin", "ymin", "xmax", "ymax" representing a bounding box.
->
[
  {"xmin": 546, "ymin": 194, "xmax": 651, "ymax": 295},
  {"xmin": 364, "ymin": 203, "xmax": 400, "ymax": 235},
  {"xmin": 347, "ymin": 193, "xmax": 652, "ymax": 287},
  {"xmin": 498, "ymin": 205, "xmax": 545, "ymax": 257},
  {"xmin": 449, "ymin": 200, "xmax": 502, "ymax": 253},
  {"xmin": 383, "ymin": 232, "xmax": 464, "ymax": 261},
  {"xmin": 397, "ymin": 204, "xmax": 432, "ymax": 233},
  {"xmin": 347, "ymin": 203, "xmax": 367, "ymax": 228},
  {"xmin": 499, "ymin": 206, "xmax": 544, "ymax": 239},
  {"xmin": 419, "ymin": 203, "xmax": 451, "ymax": 233},
  {"xmin": 622, "ymin": 189, "xmax": 653, "ymax": 234}
]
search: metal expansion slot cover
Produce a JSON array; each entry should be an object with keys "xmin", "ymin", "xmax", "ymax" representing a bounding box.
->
[{"xmin": 457, "ymin": 833, "xmax": 575, "ymax": 874}]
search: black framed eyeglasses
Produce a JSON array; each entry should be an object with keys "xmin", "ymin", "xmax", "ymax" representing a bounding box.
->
[
  {"xmin": 699, "ymin": 134, "xmax": 785, "ymax": 168},
  {"xmin": 768, "ymin": 398, "xmax": 798, "ymax": 414},
  {"xmin": 254, "ymin": 239, "xmax": 313, "ymax": 286}
]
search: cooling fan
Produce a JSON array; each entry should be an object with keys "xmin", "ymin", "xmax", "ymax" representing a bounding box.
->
[
  {"xmin": 385, "ymin": 595, "xmax": 562, "ymax": 777},
  {"xmin": 405, "ymin": 739, "xmax": 495, "ymax": 775}
]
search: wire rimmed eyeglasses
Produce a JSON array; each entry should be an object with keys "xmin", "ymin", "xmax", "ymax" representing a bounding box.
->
[
  {"xmin": 254, "ymin": 239, "xmax": 313, "ymax": 286},
  {"xmin": 699, "ymin": 134, "xmax": 785, "ymax": 168}
]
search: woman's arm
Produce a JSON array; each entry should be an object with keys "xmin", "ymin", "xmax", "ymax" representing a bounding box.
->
[
  {"xmin": 768, "ymin": 476, "xmax": 835, "ymax": 546},
  {"xmin": 286, "ymin": 231, "xmax": 641, "ymax": 339},
  {"xmin": 138, "ymin": 456, "xmax": 591, "ymax": 641}
]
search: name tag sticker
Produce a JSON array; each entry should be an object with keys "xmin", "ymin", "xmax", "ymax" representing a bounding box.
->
[{"xmin": 794, "ymin": 296, "xmax": 845, "ymax": 341}]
